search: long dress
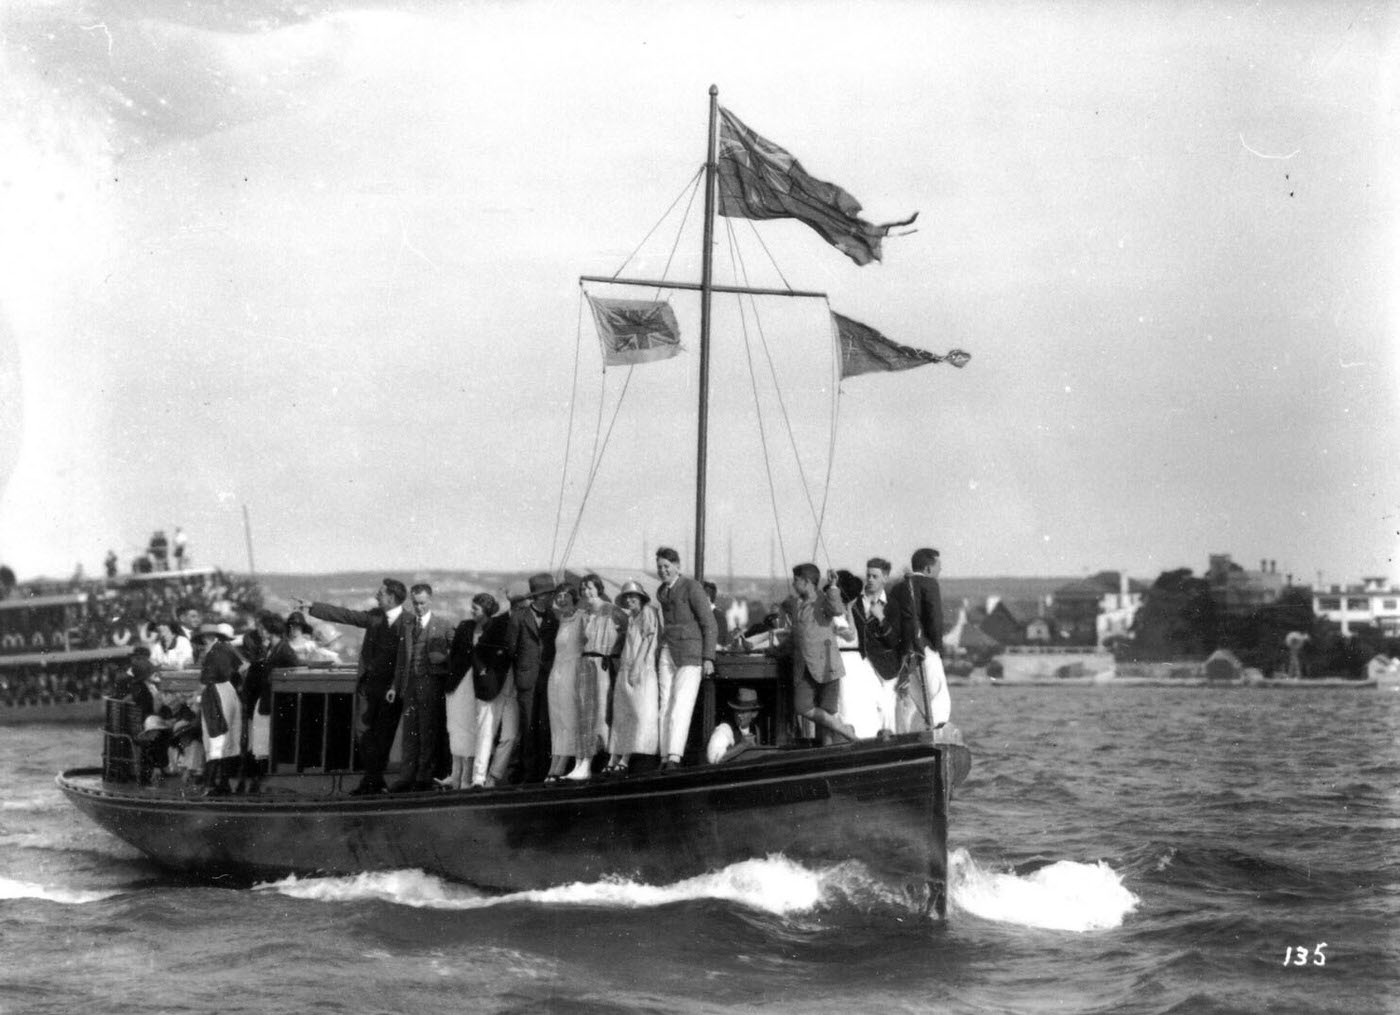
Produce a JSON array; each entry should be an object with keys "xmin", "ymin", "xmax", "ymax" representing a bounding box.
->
[
  {"xmin": 548, "ymin": 611, "xmax": 585, "ymax": 757},
  {"xmin": 444, "ymin": 632, "xmax": 479, "ymax": 759},
  {"xmin": 834, "ymin": 618, "xmax": 883, "ymax": 738},
  {"xmin": 578, "ymin": 602, "xmax": 625, "ymax": 759},
  {"xmin": 609, "ymin": 604, "xmax": 660, "ymax": 757}
]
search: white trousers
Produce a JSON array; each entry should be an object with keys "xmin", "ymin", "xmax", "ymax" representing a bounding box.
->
[
  {"xmin": 481, "ymin": 673, "xmax": 518, "ymax": 785},
  {"xmin": 657, "ymin": 647, "xmax": 701, "ymax": 760},
  {"xmin": 896, "ymin": 648, "xmax": 952, "ymax": 732}
]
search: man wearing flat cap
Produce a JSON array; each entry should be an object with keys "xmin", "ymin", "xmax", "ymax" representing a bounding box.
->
[{"xmin": 501, "ymin": 572, "xmax": 559, "ymax": 784}]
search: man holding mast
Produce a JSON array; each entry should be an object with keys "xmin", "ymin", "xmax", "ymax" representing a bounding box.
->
[{"xmin": 881, "ymin": 547, "xmax": 952, "ymax": 730}]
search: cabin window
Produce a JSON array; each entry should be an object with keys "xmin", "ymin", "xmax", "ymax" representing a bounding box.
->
[
  {"xmin": 1317, "ymin": 597, "xmax": 1340, "ymax": 611},
  {"xmin": 1346, "ymin": 598, "xmax": 1369, "ymax": 611}
]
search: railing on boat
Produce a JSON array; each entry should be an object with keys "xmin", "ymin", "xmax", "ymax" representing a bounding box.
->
[{"xmin": 103, "ymin": 653, "xmax": 794, "ymax": 782}]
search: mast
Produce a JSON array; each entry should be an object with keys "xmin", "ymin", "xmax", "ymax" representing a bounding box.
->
[{"xmin": 694, "ymin": 84, "xmax": 719, "ymax": 581}]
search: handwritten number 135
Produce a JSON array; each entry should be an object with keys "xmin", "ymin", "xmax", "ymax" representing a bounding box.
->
[{"xmin": 1283, "ymin": 944, "xmax": 1327, "ymax": 966}]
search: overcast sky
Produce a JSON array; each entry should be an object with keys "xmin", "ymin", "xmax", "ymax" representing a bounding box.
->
[{"xmin": 1, "ymin": 1, "xmax": 1395, "ymax": 588}]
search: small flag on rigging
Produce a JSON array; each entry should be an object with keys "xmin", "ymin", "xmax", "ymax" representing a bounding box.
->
[
  {"xmin": 833, "ymin": 312, "xmax": 970, "ymax": 379},
  {"xmin": 716, "ymin": 106, "xmax": 918, "ymax": 267},
  {"xmin": 587, "ymin": 295, "xmax": 683, "ymax": 367}
]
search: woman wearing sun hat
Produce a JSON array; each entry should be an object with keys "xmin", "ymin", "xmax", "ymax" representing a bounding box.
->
[{"xmin": 601, "ymin": 579, "xmax": 659, "ymax": 777}]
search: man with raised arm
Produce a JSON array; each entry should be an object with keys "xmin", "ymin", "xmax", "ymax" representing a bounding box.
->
[
  {"xmin": 296, "ymin": 578, "xmax": 407, "ymax": 795},
  {"xmin": 779, "ymin": 563, "xmax": 857, "ymax": 745}
]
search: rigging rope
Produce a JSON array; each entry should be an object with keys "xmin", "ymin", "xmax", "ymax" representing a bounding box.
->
[
  {"xmin": 723, "ymin": 219, "xmax": 789, "ymax": 578},
  {"xmin": 611, "ymin": 165, "xmax": 704, "ymax": 281},
  {"xmin": 724, "ymin": 218, "xmax": 834, "ymax": 568},
  {"xmin": 550, "ymin": 295, "xmax": 588, "ymax": 573},
  {"xmin": 558, "ymin": 168, "xmax": 702, "ymax": 572}
]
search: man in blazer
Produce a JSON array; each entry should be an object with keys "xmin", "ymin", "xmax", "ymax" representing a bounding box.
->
[
  {"xmin": 389, "ymin": 583, "xmax": 456, "ymax": 791},
  {"xmin": 851, "ymin": 556, "xmax": 902, "ymax": 732},
  {"xmin": 503, "ymin": 572, "xmax": 559, "ymax": 783},
  {"xmin": 654, "ymin": 547, "xmax": 717, "ymax": 769},
  {"xmin": 300, "ymin": 577, "xmax": 407, "ymax": 795},
  {"xmin": 881, "ymin": 547, "xmax": 952, "ymax": 731}
]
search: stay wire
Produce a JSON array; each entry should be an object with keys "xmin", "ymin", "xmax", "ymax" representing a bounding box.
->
[
  {"xmin": 811, "ymin": 300, "xmax": 842, "ymax": 570},
  {"xmin": 558, "ymin": 366, "xmax": 636, "ymax": 572},
  {"xmin": 723, "ymin": 218, "xmax": 789, "ymax": 577},
  {"xmin": 550, "ymin": 295, "xmax": 588, "ymax": 572},
  {"xmin": 726, "ymin": 221, "xmax": 832, "ymax": 566},
  {"xmin": 612, "ymin": 165, "xmax": 705, "ymax": 281}
]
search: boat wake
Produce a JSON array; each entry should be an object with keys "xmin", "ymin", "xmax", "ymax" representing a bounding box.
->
[
  {"xmin": 947, "ymin": 848, "xmax": 1139, "ymax": 930},
  {"xmin": 0, "ymin": 875, "xmax": 122, "ymax": 904},
  {"xmin": 256, "ymin": 855, "xmax": 907, "ymax": 916}
]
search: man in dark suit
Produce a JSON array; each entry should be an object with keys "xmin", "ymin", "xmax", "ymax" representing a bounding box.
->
[
  {"xmin": 881, "ymin": 547, "xmax": 951, "ymax": 731},
  {"xmin": 388, "ymin": 583, "xmax": 456, "ymax": 792},
  {"xmin": 300, "ymin": 578, "xmax": 407, "ymax": 795},
  {"xmin": 503, "ymin": 572, "xmax": 559, "ymax": 783}
]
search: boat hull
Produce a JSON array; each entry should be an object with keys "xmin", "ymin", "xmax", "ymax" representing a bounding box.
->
[{"xmin": 59, "ymin": 734, "xmax": 965, "ymax": 911}]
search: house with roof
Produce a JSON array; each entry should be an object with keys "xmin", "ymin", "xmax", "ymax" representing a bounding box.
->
[
  {"xmin": 1051, "ymin": 571, "xmax": 1146, "ymax": 647},
  {"xmin": 1205, "ymin": 554, "xmax": 1286, "ymax": 616}
]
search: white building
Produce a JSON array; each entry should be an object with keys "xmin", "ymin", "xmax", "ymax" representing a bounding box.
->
[{"xmin": 1313, "ymin": 577, "xmax": 1400, "ymax": 636}]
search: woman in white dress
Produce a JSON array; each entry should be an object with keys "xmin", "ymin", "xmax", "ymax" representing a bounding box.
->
[
  {"xmin": 149, "ymin": 619, "xmax": 194, "ymax": 670},
  {"xmin": 832, "ymin": 569, "xmax": 882, "ymax": 739},
  {"xmin": 545, "ymin": 584, "xmax": 585, "ymax": 783},
  {"xmin": 603, "ymin": 580, "xmax": 659, "ymax": 777},
  {"xmin": 565, "ymin": 575, "xmax": 625, "ymax": 782}
]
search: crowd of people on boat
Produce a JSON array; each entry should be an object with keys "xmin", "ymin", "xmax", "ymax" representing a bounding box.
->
[
  {"xmin": 285, "ymin": 545, "xmax": 950, "ymax": 796},
  {"xmin": 107, "ymin": 545, "xmax": 951, "ymax": 795}
]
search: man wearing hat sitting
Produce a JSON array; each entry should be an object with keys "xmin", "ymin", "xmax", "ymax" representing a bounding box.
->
[
  {"xmin": 501, "ymin": 572, "xmax": 559, "ymax": 784},
  {"xmin": 706, "ymin": 686, "xmax": 767, "ymax": 764}
]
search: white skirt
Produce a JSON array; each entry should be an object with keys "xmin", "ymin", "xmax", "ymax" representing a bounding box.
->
[
  {"xmin": 445, "ymin": 678, "xmax": 479, "ymax": 757},
  {"xmin": 201, "ymin": 683, "xmax": 243, "ymax": 762},
  {"xmin": 836, "ymin": 650, "xmax": 885, "ymax": 739}
]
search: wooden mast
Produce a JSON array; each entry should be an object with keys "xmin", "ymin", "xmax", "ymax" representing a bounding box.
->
[
  {"xmin": 576, "ymin": 86, "xmax": 826, "ymax": 580},
  {"xmin": 694, "ymin": 84, "xmax": 719, "ymax": 581}
]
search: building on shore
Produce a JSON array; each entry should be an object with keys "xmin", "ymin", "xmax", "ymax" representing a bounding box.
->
[{"xmin": 1313, "ymin": 577, "xmax": 1400, "ymax": 637}]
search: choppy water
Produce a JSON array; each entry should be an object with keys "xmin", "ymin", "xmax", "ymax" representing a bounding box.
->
[{"xmin": 2, "ymin": 687, "xmax": 1396, "ymax": 1014}]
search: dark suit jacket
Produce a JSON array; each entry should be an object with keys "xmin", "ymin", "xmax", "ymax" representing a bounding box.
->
[
  {"xmin": 392, "ymin": 612, "xmax": 455, "ymax": 699},
  {"xmin": 656, "ymin": 576, "xmax": 717, "ymax": 666},
  {"xmin": 242, "ymin": 638, "xmax": 299, "ymax": 715},
  {"xmin": 884, "ymin": 574, "xmax": 944, "ymax": 658},
  {"xmin": 308, "ymin": 602, "xmax": 403, "ymax": 699},
  {"xmin": 851, "ymin": 595, "xmax": 902, "ymax": 679},
  {"xmin": 449, "ymin": 615, "xmax": 512, "ymax": 701},
  {"xmin": 505, "ymin": 604, "xmax": 557, "ymax": 692}
]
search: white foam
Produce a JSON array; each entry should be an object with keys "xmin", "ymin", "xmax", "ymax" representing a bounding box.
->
[
  {"xmin": 258, "ymin": 855, "xmax": 845, "ymax": 916},
  {"xmin": 948, "ymin": 848, "xmax": 1139, "ymax": 931},
  {"xmin": 0, "ymin": 876, "xmax": 120, "ymax": 904}
]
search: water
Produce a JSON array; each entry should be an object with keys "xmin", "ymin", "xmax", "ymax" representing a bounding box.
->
[{"xmin": 2, "ymin": 687, "xmax": 1396, "ymax": 1014}]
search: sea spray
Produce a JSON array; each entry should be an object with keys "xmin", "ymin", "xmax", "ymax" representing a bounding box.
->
[
  {"xmin": 0, "ymin": 876, "xmax": 120, "ymax": 904},
  {"xmin": 256, "ymin": 855, "xmax": 901, "ymax": 917},
  {"xmin": 948, "ymin": 848, "xmax": 1139, "ymax": 931}
]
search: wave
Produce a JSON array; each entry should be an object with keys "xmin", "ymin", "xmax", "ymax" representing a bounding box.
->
[
  {"xmin": 947, "ymin": 848, "xmax": 1139, "ymax": 931},
  {"xmin": 254, "ymin": 855, "xmax": 878, "ymax": 916},
  {"xmin": 0, "ymin": 875, "xmax": 122, "ymax": 904}
]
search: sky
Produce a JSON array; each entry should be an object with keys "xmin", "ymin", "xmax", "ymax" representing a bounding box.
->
[{"xmin": 0, "ymin": 0, "xmax": 1396, "ymax": 588}]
